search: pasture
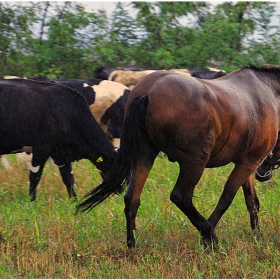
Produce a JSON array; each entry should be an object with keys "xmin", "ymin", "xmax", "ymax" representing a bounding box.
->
[{"xmin": 1, "ymin": 153, "xmax": 280, "ymax": 278}]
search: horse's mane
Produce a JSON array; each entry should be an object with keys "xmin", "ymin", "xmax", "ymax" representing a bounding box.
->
[{"xmin": 243, "ymin": 63, "xmax": 280, "ymax": 78}]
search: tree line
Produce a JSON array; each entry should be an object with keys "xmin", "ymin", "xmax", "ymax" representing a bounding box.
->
[{"xmin": 0, "ymin": 1, "xmax": 279, "ymax": 78}]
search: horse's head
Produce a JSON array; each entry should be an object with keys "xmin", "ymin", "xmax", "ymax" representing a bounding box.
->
[{"xmin": 255, "ymin": 142, "xmax": 280, "ymax": 182}]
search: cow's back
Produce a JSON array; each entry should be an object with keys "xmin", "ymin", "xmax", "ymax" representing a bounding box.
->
[
  {"xmin": 0, "ymin": 79, "xmax": 51, "ymax": 152},
  {"xmin": 0, "ymin": 79, "xmax": 102, "ymax": 159}
]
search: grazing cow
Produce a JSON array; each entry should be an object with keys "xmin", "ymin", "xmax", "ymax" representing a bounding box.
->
[
  {"xmin": 101, "ymin": 91, "xmax": 130, "ymax": 140},
  {"xmin": 108, "ymin": 68, "xmax": 226, "ymax": 89},
  {"xmin": 0, "ymin": 78, "xmax": 95, "ymax": 171},
  {"xmin": 1, "ymin": 76, "xmax": 129, "ymax": 141},
  {"xmin": 0, "ymin": 78, "xmax": 121, "ymax": 201},
  {"xmin": 108, "ymin": 70, "xmax": 156, "ymax": 89},
  {"xmin": 83, "ymin": 80, "xmax": 130, "ymax": 132},
  {"xmin": 32, "ymin": 78, "xmax": 129, "ymax": 137},
  {"xmin": 0, "ymin": 77, "xmax": 129, "ymax": 199},
  {"xmin": 188, "ymin": 67, "xmax": 227, "ymax": 79},
  {"xmin": 108, "ymin": 69, "xmax": 190, "ymax": 89},
  {"xmin": 93, "ymin": 66, "xmax": 159, "ymax": 80}
]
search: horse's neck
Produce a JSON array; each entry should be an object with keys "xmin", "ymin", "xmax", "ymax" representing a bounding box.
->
[
  {"xmin": 269, "ymin": 76, "xmax": 280, "ymax": 97},
  {"xmin": 250, "ymin": 69, "xmax": 280, "ymax": 96}
]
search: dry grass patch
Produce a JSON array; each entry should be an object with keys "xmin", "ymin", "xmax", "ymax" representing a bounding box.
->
[{"xmin": 1, "ymin": 155, "xmax": 280, "ymax": 278}]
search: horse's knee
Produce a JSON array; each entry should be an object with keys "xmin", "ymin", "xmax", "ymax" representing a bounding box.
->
[
  {"xmin": 170, "ymin": 190, "xmax": 181, "ymax": 205},
  {"xmin": 170, "ymin": 189, "xmax": 191, "ymax": 210},
  {"xmin": 170, "ymin": 191, "xmax": 177, "ymax": 204}
]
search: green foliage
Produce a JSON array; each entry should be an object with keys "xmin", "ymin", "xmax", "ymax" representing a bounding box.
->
[{"xmin": 0, "ymin": 1, "xmax": 279, "ymax": 77}]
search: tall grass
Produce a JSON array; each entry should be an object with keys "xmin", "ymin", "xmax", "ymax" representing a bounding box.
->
[{"xmin": 1, "ymin": 154, "xmax": 280, "ymax": 278}]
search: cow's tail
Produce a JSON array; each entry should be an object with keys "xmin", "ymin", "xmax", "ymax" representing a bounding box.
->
[{"xmin": 76, "ymin": 94, "xmax": 150, "ymax": 214}]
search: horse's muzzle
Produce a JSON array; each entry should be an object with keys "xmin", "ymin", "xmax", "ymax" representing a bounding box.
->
[{"xmin": 255, "ymin": 167, "xmax": 273, "ymax": 182}]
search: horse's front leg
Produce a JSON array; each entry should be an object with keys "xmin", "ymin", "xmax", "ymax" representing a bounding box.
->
[
  {"xmin": 170, "ymin": 162, "xmax": 218, "ymax": 248},
  {"xmin": 207, "ymin": 162, "xmax": 259, "ymax": 242}
]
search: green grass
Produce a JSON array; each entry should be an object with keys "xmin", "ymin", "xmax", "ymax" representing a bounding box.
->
[{"xmin": 1, "ymin": 154, "xmax": 280, "ymax": 278}]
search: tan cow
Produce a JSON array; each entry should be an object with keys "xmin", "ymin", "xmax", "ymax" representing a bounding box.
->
[
  {"xmin": 108, "ymin": 69, "xmax": 193, "ymax": 89},
  {"xmin": 108, "ymin": 70, "xmax": 156, "ymax": 89}
]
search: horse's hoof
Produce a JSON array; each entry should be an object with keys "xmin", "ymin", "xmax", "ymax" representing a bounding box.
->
[
  {"xmin": 115, "ymin": 185, "xmax": 125, "ymax": 194},
  {"xmin": 127, "ymin": 240, "xmax": 135, "ymax": 249},
  {"xmin": 202, "ymin": 232, "xmax": 218, "ymax": 250},
  {"xmin": 253, "ymin": 228, "xmax": 262, "ymax": 240}
]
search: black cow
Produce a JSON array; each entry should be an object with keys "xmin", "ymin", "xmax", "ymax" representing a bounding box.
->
[
  {"xmin": 101, "ymin": 90, "xmax": 130, "ymax": 140},
  {"xmin": 40, "ymin": 78, "xmax": 129, "ymax": 142},
  {"xmin": 1, "ymin": 77, "xmax": 129, "ymax": 199},
  {"xmin": 2, "ymin": 76, "xmax": 129, "ymax": 141},
  {"xmin": 0, "ymin": 78, "xmax": 121, "ymax": 201},
  {"xmin": 188, "ymin": 67, "xmax": 227, "ymax": 79}
]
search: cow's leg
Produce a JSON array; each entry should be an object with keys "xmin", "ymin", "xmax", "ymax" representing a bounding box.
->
[
  {"xmin": 29, "ymin": 161, "xmax": 47, "ymax": 202},
  {"xmin": 29, "ymin": 148, "xmax": 51, "ymax": 202},
  {"xmin": 207, "ymin": 162, "xmax": 259, "ymax": 243},
  {"xmin": 59, "ymin": 163, "xmax": 77, "ymax": 200},
  {"xmin": 1, "ymin": 155, "xmax": 13, "ymax": 171}
]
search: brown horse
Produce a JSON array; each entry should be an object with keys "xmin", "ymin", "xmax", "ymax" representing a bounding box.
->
[{"xmin": 76, "ymin": 64, "xmax": 280, "ymax": 248}]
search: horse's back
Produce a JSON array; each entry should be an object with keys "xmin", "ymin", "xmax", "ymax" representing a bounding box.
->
[
  {"xmin": 127, "ymin": 72, "xmax": 218, "ymax": 164},
  {"xmin": 126, "ymin": 70, "xmax": 279, "ymax": 167}
]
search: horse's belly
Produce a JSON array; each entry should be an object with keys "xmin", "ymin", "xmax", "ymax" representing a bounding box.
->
[{"xmin": 206, "ymin": 158, "xmax": 232, "ymax": 168}]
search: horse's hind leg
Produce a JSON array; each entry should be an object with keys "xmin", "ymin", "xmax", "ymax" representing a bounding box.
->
[
  {"xmin": 242, "ymin": 175, "xmax": 260, "ymax": 232},
  {"xmin": 124, "ymin": 148, "xmax": 158, "ymax": 248},
  {"xmin": 59, "ymin": 162, "xmax": 77, "ymax": 200}
]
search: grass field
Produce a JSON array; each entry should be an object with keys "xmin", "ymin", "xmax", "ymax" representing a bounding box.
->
[{"xmin": 1, "ymin": 153, "xmax": 280, "ymax": 278}]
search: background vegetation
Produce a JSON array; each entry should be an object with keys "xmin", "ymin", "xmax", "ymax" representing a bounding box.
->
[
  {"xmin": 1, "ymin": 154, "xmax": 280, "ymax": 278},
  {"xmin": 0, "ymin": 1, "xmax": 280, "ymax": 78}
]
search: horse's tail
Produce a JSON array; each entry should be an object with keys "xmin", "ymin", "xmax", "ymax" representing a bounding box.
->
[{"xmin": 76, "ymin": 94, "xmax": 150, "ymax": 214}]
